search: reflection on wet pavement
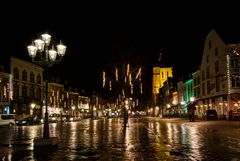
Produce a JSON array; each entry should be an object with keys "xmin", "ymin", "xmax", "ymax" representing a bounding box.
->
[{"xmin": 1, "ymin": 118, "xmax": 240, "ymax": 160}]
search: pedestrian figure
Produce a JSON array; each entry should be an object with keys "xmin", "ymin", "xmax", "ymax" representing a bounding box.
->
[
  {"xmin": 188, "ymin": 108, "xmax": 193, "ymax": 121},
  {"xmin": 187, "ymin": 102, "xmax": 196, "ymax": 122},
  {"xmin": 123, "ymin": 108, "xmax": 129, "ymax": 128}
]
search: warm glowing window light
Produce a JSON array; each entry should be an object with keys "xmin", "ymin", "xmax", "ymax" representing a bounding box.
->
[
  {"xmin": 103, "ymin": 71, "xmax": 105, "ymax": 88},
  {"xmin": 135, "ymin": 68, "xmax": 141, "ymax": 79},
  {"xmin": 122, "ymin": 89, "xmax": 125, "ymax": 97},
  {"xmin": 129, "ymin": 73, "xmax": 132, "ymax": 85},
  {"xmin": 115, "ymin": 67, "xmax": 118, "ymax": 82},
  {"xmin": 131, "ymin": 84, "xmax": 133, "ymax": 94},
  {"xmin": 127, "ymin": 64, "xmax": 130, "ymax": 76},
  {"xmin": 109, "ymin": 81, "xmax": 112, "ymax": 91}
]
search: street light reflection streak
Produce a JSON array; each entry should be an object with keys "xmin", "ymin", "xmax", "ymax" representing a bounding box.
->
[
  {"xmin": 166, "ymin": 123, "xmax": 173, "ymax": 144},
  {"xmin": 69, "ymin": 122, "xmax": 77, "ymax": 150},
  {"xmin": 180, "ymin": 125, "xmax": 202, "ymax": 160},
  {"xmin": 180, "ymin": 125, "xmax": 188, "ymax": 145},
  {"xmin": 155, "ymin": 121, "xmax": 161, "ymax": 138},
  {"xmin": 115, "ymin": 67, "xmax": 118, "ymax": 82},
  {"xmin": 50, "ymin": 123, "xmax": 57, "ymax": 137},
  {"xmin": 124, "ymin": 123, "xmax": 131, "ymax": 151},
  {"xmin": 189, "ymin": 126, "xmax": 202, "ymax": 160},
  {"xmin": 107, "ymin": 119, "xmax": 113, "ymax": 143},
  {"xmin": 93, "ymin": 120, "xmax": 98, "ymax": 147}
]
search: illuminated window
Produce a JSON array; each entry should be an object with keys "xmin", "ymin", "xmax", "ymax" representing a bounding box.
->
[{"xmin": 3, "ymin": 86, "xmax": 6, "ymax": 97}]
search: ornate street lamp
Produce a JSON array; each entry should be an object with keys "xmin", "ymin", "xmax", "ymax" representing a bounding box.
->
[{"xmin": 27, "ymin": 33, "xmax": 66, "ymax": 144}]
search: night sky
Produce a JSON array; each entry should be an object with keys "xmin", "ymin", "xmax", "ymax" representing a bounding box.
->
[{"xmin": 1, "ymin": 3, "xmax": 240, "ymax": 97}]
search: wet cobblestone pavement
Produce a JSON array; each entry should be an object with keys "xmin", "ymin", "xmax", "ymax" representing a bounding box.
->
[{"xmin": 1, "ymin": 117, "xmax": 240, "ymax": 160}]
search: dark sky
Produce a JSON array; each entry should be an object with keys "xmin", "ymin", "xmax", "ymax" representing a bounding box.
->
[{"xmin": 1, "ymin": 3, "xmax": 240, "ymax": 97}]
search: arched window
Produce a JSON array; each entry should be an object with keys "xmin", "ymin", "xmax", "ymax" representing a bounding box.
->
[
  {"xmin": 37, "ymin": 74, "xmax": 41, "ymax": 84},
  {"xmin": 13, "ymin": 68, "xmax": 19, "ymax": 80},
  {"xmin": 30, "ymin": 72, "xmax": 35, "ymax": 83},
  {"xmin": 22, "ymin": 70, "xmax": 27, "ymax": 81}
]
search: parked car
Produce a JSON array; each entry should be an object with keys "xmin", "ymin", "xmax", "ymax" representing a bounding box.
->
[
  {"xmin": 16, "ymin": 116, "xmax": 34, "ymax": 126},
  {"xmin": 0, "ymin": 114, "xmax": 15, "ymax": 126},
  {"xmin": 202, "ymin": 109, "xmax": 218, "ymax": 120},
  {"xmin": 49, "ymin": 113, "xmax": 67, "ymax": 123},
  {"xmin": 64, "ymin": 115, "xmax": 82, "ymax": 122}
]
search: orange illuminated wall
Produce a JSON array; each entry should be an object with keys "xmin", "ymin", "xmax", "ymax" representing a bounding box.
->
[
  {"xmin": 152, "ymin": 67, "xmax": 173, "ymax": 95},
  {"xmin": 152, "ymin": 67, "xmax": 173, "ymax": 106},
  {"xmin": 172, "ymin": 91, "xmax": 178, "ymax": 105}
]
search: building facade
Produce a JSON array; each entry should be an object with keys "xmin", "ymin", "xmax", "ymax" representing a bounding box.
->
[
  {"xmin": 195, "ymin": 30, "xmax": 240, "ymax": 118},
  {"xmin": 10, "ymin": 57, "xmax": 44, "ymax": 116},
  {"xmin": 0, "ymin": 66, "xmax": 11, "ymax": 114},
  {"xmin": 47, "ymin": 82, "xmax": 65, "ymax": 116},
  {"xmin": 152, "ymin": 67, "xmax": 173, "ymax": 107}
]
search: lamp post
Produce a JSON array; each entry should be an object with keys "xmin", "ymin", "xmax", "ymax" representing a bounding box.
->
[{"xmin": 27, "ymin": 33, "xmax": 66, "ymax": 142}]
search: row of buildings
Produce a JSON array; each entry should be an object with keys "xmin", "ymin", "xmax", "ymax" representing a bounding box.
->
[
  {"xmin": 0, "ymin": 57, "xmax": 90, "ymax": 119},
  {"xmin": 152, "ymin": 29, "xmax": 240, "ymax": 119},
  {"xmin": 2, "ymin": 29, "xmax": 240, "ymax": 120},
  {"xmin": 0, "ymin": 57, "xmax": 147, "ymax": 119}
]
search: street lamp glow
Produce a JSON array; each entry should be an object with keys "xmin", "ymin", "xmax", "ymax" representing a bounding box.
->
[
  {"xmin": 57, "ymin": 43, "xmax": 67, "ymax": 57},
  {"xmin": 34, "ymin": 39, "xmax": 45, "ymax": 52},
  {"xmin": 172, "ymin": 101, "xmax": 176, "ymax": 105},
  {"xmin": 27, "ymin": 33, "xmax": 66, "ymax": 145},
  {"xmin": 27, "ymin": 45, "xmax": 37, "ymax": 58},
  {"xmin": 72, "ymin": 106, "xmax": 75, "ymax": 110},
  {"xmin": 181, "ymin": 101, "xmax": 186, "ymax": 105},
  {"xmin": 48, "ymin": 48, "xmax": 57, "ymax": 61},
  {"xmin": 31, "ymin": 103, "xmax": 36, "ymax": 109},
  {"xmin": 41, "ymin": 33, "xmax": 51, "ymax": 46},
  {"xmin": 190, "ymin": 96, "xmax": 195, "ymax": 102}
]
